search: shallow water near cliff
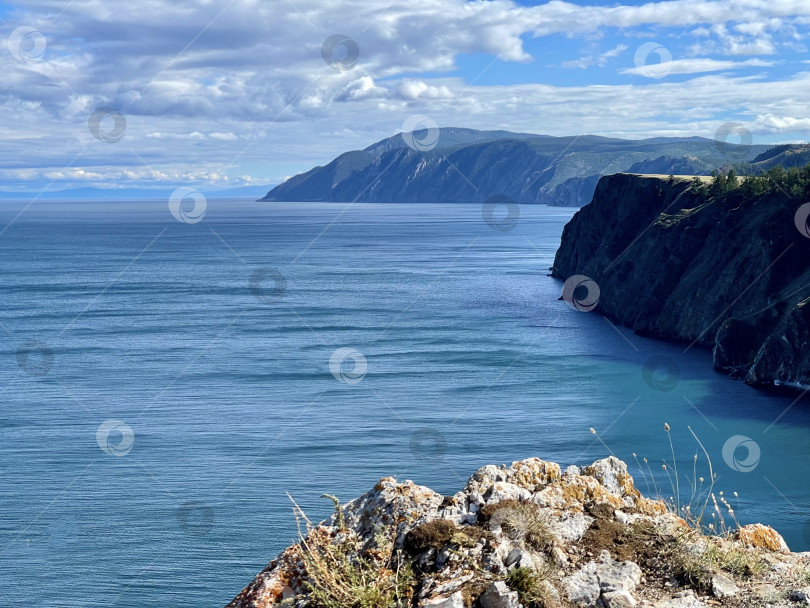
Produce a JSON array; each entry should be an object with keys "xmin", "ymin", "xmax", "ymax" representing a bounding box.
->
[{"xmin": 2, "ymin": 200, "xmax": 810, "ymax": 607}]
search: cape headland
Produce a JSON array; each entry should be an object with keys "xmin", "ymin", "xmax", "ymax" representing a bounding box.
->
[
  {"xmin": 259, "ymin": 129, "xmax": 766, "ymax": 207},
  {"xmin": 552, "ymin": 170, "xmax": 810, "ymax": 388}
]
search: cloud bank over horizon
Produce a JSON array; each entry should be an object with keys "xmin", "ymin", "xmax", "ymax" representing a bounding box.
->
[{"xmin": 1, "ymin": 0, "xmax": 810, "ymax": 192}]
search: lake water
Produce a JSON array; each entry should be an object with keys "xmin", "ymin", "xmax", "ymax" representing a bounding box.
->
[{"xmin": 1, "ymin": 200, "xmax": 810, "ymax": 607}]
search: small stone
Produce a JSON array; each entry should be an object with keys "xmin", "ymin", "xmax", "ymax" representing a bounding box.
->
[
  {"xmin": 421, "ymin": 590, "xmax": 464, "ymax": 608},
  {"xmin": 790, "ymin": 588, "xmax": 810, "ymax": 604},
  {"xmin": 564, "ymin": 562, "xmax": 601, "ymax": 607},
  {"xmin": 710, "ymin": 573, "xmax": 738, "ymax": 599},
  {"xmin": 435, "ymin": 547, "xmax": 451, "ymax": 570},
  {"xmin": 552, "ymin": 511, "xmax": 594, "ymax": 543},
  {"xmin": 417, "ymin": 548, "xmax": 436, "ymax": 570},
  {"xmin": 603, "ymin": 589, "xmax": 636, "ymax": 608},
  {"xmin": 754, "ymin": 583, "xmax": 777, "ymax": 601},
  {"xmin": 552, "ymin": 545, "xmax": 569, "ymax": 566},
  {"xmin": 597, "ymin": 552, "xmax": 642, "ymax": 593},
  {"xmin": 505, "ymin": 547, "xmax": 523, "ymax": 567},
  {"xmin": 479, "ymin": 581, "xmax": 520, "ymax": 608},
  {"xmin": 459, "ymin": 512, "xmax": 477, "ymax": 525},
  {"xmin": 615, "ymin": 510, "xmax": 640, "ymax": 526}
]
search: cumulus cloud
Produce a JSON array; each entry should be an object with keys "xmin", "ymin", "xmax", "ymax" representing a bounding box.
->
[
  {"xmin": 0, "ymin": 0, "xmax": 809, "ymax": 190},
  {"xmin": 395, "ymin": 80, "xmax": 454, "ymax": 100}
]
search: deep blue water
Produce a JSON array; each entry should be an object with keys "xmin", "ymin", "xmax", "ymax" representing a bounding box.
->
[{"xmin": 1, "ymin": 200, "xmax": 810, "ymax": 607}]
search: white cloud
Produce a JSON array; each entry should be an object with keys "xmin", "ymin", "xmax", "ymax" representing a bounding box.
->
[
  {"xmin": 1, "ymin": 0, "xmax": 809, "ymax": 189},
  {"xmin": 209, "ymin": 132, "xmax": 239, "ymax": 141},
  {"xmin": 753, "ymin": 114, "xmax": 810, "ymax": 132},
  {"xmin": 562, "ymin": 44, "xmax": 629, "ymax": 69},
  {"xmin": 147, "ymin": 132, "xmax": 207, "ymax": 140},
  {"xmin": 621, "ymin": 57, "xmax": 773, "ymax": 76},
  {"xmin": 395, "ymin": 80, "xmax": 454, "ymax": 100}
]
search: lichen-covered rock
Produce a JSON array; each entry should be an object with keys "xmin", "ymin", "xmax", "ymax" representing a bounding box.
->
[
  {"xmin": 227, "ymin": 455, "xmax": 805, "ymax": 608},
  {"xmin": 582, "ymin": 456, "xmax": 638, "ymax": 498},
  {"xmin": 734, "ymin": 523, "xmax": 790, "ymax": 553},
  {"xmin": 464, "ymin": 458, "xmax": 562, "ymax": 499},
  {"xmin": 342, "ymin": 477, "xmax": 445, "ymax": 546},
  {"xmin": 226, "ymin": 545, "xmax": 303, "ymax": 608}
]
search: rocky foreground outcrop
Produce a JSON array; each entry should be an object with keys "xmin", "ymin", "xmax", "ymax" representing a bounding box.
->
[
  {"xmin": 551, "ymin": 173, "xmax": 810, "ymax": 387},
  {"xmin": 227, "ymin": 456, "xmax": 809, "ymax": 608}
]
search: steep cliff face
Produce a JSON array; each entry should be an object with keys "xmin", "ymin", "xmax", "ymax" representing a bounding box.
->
[
  {"xmin": 552, "ymin": 173, "xmax": 810, "ymax": 387},
  {"xmin": 261, "ymin": 130, "xmax": 766, "ymax": 206}
]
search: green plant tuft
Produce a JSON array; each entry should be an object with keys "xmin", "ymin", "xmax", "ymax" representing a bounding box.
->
[{"xmin": 506, "ymin": 565, "xmax": 558, "ymax": 608}]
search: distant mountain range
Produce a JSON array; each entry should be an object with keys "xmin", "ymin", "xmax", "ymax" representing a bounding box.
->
[
  {"xmin": 259, "ymin": 128, "xmax": 772, "ymax": 207},
  {"xmin": 0, "ymin": 184, "xmax": 274, "ymax": 201}
]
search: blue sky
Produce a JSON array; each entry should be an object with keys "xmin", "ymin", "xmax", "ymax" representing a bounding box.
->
[{"xmin": 1, "ymin": 0, "xmax": 809, "ymax": 192}]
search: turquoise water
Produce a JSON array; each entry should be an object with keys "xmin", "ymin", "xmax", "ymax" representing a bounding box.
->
[{"xmin": 1, "ymin": 200, "xmax": 809, "ymax": 607}]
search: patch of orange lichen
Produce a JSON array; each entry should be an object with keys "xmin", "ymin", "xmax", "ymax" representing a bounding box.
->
[
  {"xmin": 735, "ymin": 523, "xmax": 790, "ymax": 553},
  {"xmin": 635, "ymin": 497, "xmax": 667, "ymax": 516},
  {"xmin": 537, "ymin": 476, "xmax": 625, "ymax": 510},
  {"xmin": 506, "ymin": 458, "xmax": 562, "ymax": 490}
]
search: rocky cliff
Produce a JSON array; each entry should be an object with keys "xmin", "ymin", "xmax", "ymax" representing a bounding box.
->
[
  {"xmin": 551, "ymin": 173, "xmax": 810, "ymax": 387},
  {"xmin": 260, "ymin": 130, "xmax": 766, "ymax": 207},
  {"xmin": 227, "ymin": 455, "xmax": 808, "ymax": 608}
]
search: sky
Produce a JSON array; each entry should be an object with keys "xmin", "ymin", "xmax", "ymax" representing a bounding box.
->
[{"xmin": 1, "ymin": 0, "xmax": 810, "ymax": 192}]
